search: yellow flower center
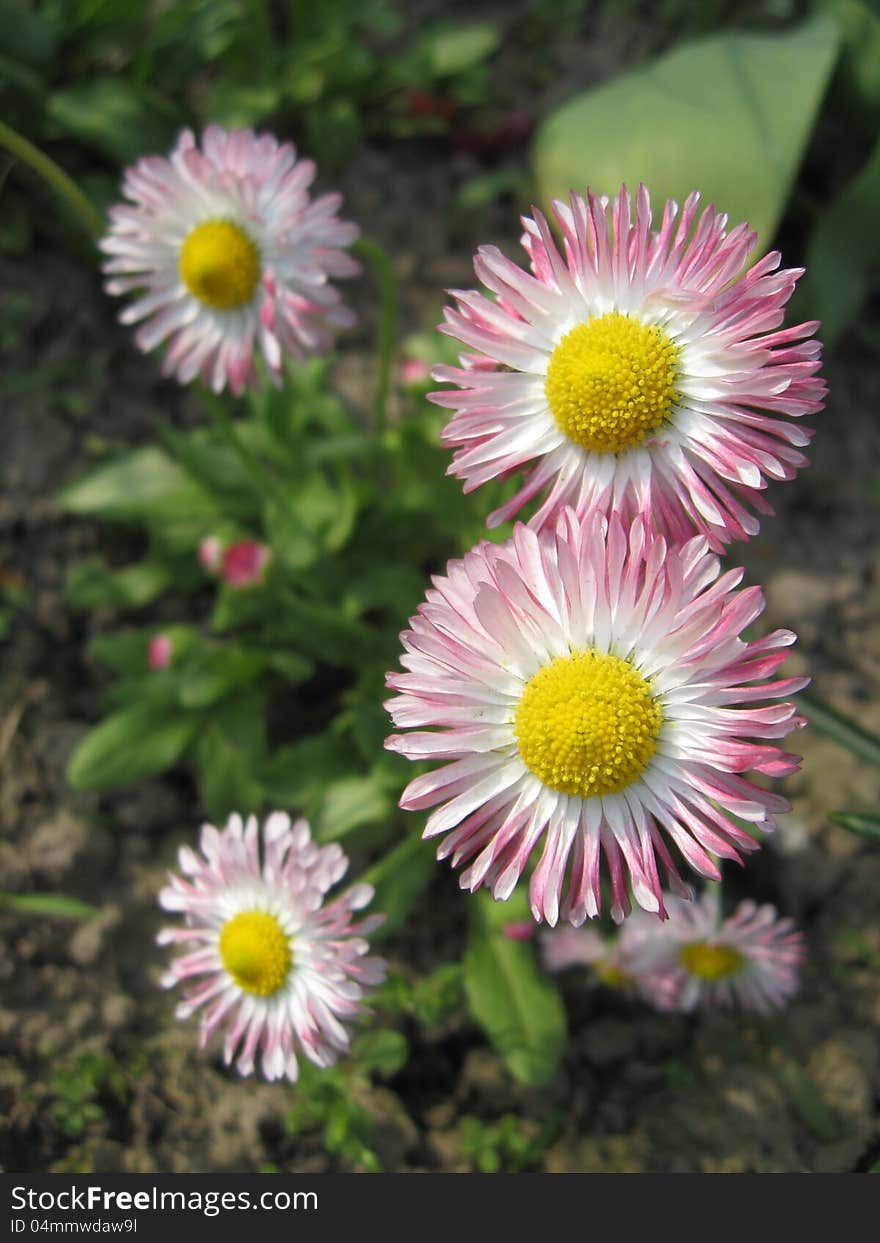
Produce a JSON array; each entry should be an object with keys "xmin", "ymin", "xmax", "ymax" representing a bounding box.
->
[
  {"xmin": 179, "ymin": 219, "xmax": 260, "ymax": 310},
  {"xmin": 678, "ymin": 941, "xmax": 744, "ymax": 981},
  {"xmin": 514, "ymin": 649, "xmax": 662, "ymax": 798},
  {"xmin": 218, "ymin": 910, "xmax": 291, "ymax": 996},
  {"xmin": 544, "ymin": 312, "xmax": 679, "ymax": 453},
  {"xmin": 596, "ymin": 964, "xmax": 628, "ymax": 988}
]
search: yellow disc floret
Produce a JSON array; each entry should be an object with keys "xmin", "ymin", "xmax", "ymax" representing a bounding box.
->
[
  {"xmin": 678, "ymin": 941, "xmax": 744, "ymax": 981},
  {"xmin": 179, "ymin": 219, "xmax": 260, "ymax": 311},
  {"xmin": 514, "ymin": 649, "xmax": 662, "ymax": 798},
  {"xmin": 218, "ymin": 910, "xmax": 291, "ymax": 996},
  {"xmin": 544, "ymin": 312, "xmax": 679, "ymax": 453}
]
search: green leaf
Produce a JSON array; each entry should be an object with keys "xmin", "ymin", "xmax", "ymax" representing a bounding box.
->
[
  {"xmin": 423, "ymin": 23, "xmax": 500, "ymax": 77},
  {"xmin": 47, "ymin": 78, "xmax": 176, "ymax": 163},
  {"xmin": 67, "ymin": 703, "xmax": 198, "ymax": 791},
  {"xmin": 59, "ymin": 446, "xmax": 216, "ymax": 539},
  {"xmin": 178, "ymin": 646, "xmax": 268, "ymax": 710},
  {"xmin": 261, "ymin": 732, "xmax": 351, "ymax": 810},
  {"xmin": 799, "ymin": 692, "xmax": 880, "ymax": 766},
  {"xmin": 362, "ymin": 832, "xmax": 436, "ymax": 937},
  {"xmin": 0, "ymin": 892, "xmax": 100, "ymax": 919},
  {"xmin": 805, "ymin": 135, "xmax": 880, "ymax": 346},
  {"xmin": 314, "ymin": 773, "xmax": 394, "ymax": 842},
  {"xmin": 65, "ymin": 558, "xmax": 170, "ymax": 610},
  {"xmin": 263, "ymin": 497, "xmax": 319, "ymax": 572},
  {"xmin": 89, "ymin": 626, "xmax": 197, "ymax": 675},
  {"xmin": 776, "ymin": 1058, "xmax": 839, "ymax": 1142},
  {"xmin": 533, "ymin": 16, "xmax": 840, "ymax": 248},
  {"xmin": 464, "ymin": 891, "xmax": 566, "ymax": 1086},
  {"xmin": 828, "ymin": 810, "xmax": 880, "ymax": 842},
  {"xmin": 195, "ymin": 726, "xmax": 264, "ymax": 822},
  {"xmin": 354, "ymin": 1029, "xmax": 408, "ymax": 1077}
]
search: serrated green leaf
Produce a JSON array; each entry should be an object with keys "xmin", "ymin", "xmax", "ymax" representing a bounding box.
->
[
  {"xmin": 67, "ymin": 702, "xmax": 198, "ymax": 791},
  {"xmin": 464, "ymin": 892, "xmax": 566, "ymax": 1086},
  {"xmin": 533, "ymin": 16, "xmax": 840, "ymax": 248}
]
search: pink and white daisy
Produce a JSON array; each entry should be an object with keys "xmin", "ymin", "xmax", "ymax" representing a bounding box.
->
[
  {"xmin": 623, "ymin": 888, "xmax": 804, "ymax": 1013},
  {"xmin": 158, "ymin": 812, "xmax": 386, "ymax": 1082},
  {"xmin": 102, "ymin": 125, "xmax": 360, "ymax": 394},
  {"xmin": 432, "ymin": 185, "xmax": 825, "ymax": 548},
  {"xmin": 385, "ymin": 509, "xmax": 807, "ymax": 925}
]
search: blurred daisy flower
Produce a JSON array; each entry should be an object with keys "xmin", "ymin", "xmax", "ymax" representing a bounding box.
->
[
  {"xmin": 385, "ymin": 509, "xmax": 806, "ymax": 925},
  {"xmin": 102, "ymin": 125, "xmax": 360, "ymax": 394},
  {"xmin": 432, "ymin": 185, "xmax": 825, "ymax": 548},
  {"xmin": 539, "ymin": 924, "xmax": 635, "ymax": 989},
  {"xmin": 623, "ymin": 889, "xmax": 805, "ymax": 1013},
  {"xmin": 158, "ymin": 812, "xmax": 386, "ymax": 1082}
]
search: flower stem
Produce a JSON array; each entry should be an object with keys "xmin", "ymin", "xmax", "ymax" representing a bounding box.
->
[
  {"xmin": 197, "ymin": 387, "xmax": 321, "ymax": 560},
  {"xmin": 352, "ymin": 237, "xmax": 397, "ymax": 438},
  {"xmin": 0, "ymin": 120, "xmax": 103, "ymax": 240},
  {"xmin": 198, "ymin": 386, "xmax": 277, "ymax": 500}
]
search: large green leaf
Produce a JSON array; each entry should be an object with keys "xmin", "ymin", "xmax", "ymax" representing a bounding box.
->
[
  {"xmin": 464, "ymin": 891, "xmax": 566, "ymax": 1086},
  {"xmin": 805, "ymin": 135, "xmax": 880, "ymax": 346},
  {"xmin": 533, "ymin": 17, "xmax": 840, "ymax": 248},
  {"xmin": 58, "ymin": 446, "xmax": 215, "ymax": 532},
  {"xmin": 47, "ymin": 78, "xmax": 176, "ymax": 164},
  {"xmin": 67, "ymin": 702, "xmax": 198, "ymax": 791}
]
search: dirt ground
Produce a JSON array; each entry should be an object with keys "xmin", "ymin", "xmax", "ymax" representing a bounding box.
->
[{"xmin": 2, "ymin": 7, "xmax": 879, "ymax": 1174}]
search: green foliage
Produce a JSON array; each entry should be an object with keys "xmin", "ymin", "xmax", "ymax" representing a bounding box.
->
[
  {"xmin": 458, "ymin": 1113, "xmax": 559, "ymax": 1173},
  {"xmin": 61, "ymin": 357, "xmax": 511, "ymax": 945},
  {"xmin": 284, "ymin": 1027, "xmax": 408, "ymax": 1172},
  {"xmin": 47, "ymin": 1052, "xmax": 128, "ymax": 1140},
  {"xmin": 533, "ymin": 16, "xmax": 840, "ymax": 249},
  {"xmin": 464, "ymin": 891, "xmax": 567, "ymax": 1086}
]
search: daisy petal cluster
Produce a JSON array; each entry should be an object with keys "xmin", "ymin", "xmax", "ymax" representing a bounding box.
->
[
  {"xmin": 158, "ymin": 812, "xmax": 386, "ymax": 1082},
  {"xmin": 543, "ymin": 889, "xmax": 804, "ymax": 1014},
  {"xmin": 385, "ymin": 508, "xmax": 806, "ymax": 925},
  {"xmin": 102, "ymin": 125, "xmax": 360, "ymax": 394},
  {"xmin": 432, "ymin": 184, "xmax": 825, "ymax": 548}
]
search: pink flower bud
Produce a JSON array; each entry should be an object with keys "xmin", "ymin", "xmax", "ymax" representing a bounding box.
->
[
  {"xmin": 198, "ymin": 536, "xmax": 223, "ymax": 574},
  {"xmin": 502, "ymin": 920, "xmax": 537, "ymax": 942},
  {"xmin": 148, "ymin": 633, "xmax": 173, "ymax": 671},
  {"xmin": 221, "ymin": 540, "xmax": 270, "ymax": 589},
  {"xmin": 401, "ymin": 358, "xmax": 430, "ymax": 388}
]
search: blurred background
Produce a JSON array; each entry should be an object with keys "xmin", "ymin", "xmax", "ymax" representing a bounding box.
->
[{"xmin": 0, "ymin": 0, "xmax": 879, "ymax": 1173}]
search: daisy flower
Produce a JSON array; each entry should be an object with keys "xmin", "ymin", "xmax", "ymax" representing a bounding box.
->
[
  {"xmin": 623, "ymin": 888, "xmax": 804, "ymax": 1013},
  {"xmin": 431, "ymin": 185, "xmax": 825, "ymax": 548},
  {"xmin": 158, "ymin": 812, "xmax": 386, "ymax": 1082},
  {"xmin": 102, "ymin": 125, "xmax": 360, "ymax": 394},
  {"xmin": 385, "ymin": 509, "xmax": 807, "ymax": 925}
]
